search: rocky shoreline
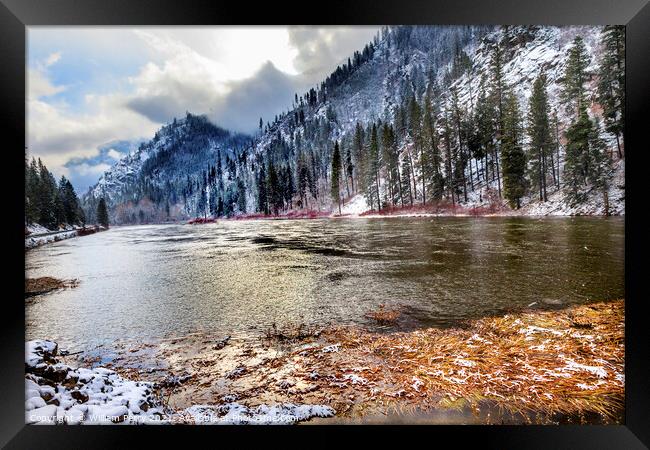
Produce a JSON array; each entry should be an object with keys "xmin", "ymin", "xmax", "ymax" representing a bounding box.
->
[{"xmin": 27, "ymin": 299, "xmax": 624, "ymax": 425}]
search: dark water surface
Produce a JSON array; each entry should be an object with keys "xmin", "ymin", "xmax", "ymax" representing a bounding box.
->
[{"xmin": 25, "ymin": 217, "xmax": 624, "ymax": 351}]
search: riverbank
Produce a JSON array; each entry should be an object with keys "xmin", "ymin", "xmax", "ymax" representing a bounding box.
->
[
  {"xmin": 34, "ymin": 299, "xmax": 623, "ymax": 425},
  {"xmin": 25, "ymin": 225, "xmax": 106, "ymax": 250},
  {"xmin": 25, "ymin": 277, "xmax": 79, "ymax": 298}
]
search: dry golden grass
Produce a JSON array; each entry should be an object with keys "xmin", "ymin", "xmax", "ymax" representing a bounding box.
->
[
  {"xmin": 108, "ymin": 300, "xmax": 624, "ymax": 424},
  {"xmin": 365, "ymin": 304, "xmax": 401, "ymax": 325},
  {"xmin": 294, "ymin": 300, "xmax": 624, "ymax": 422}
]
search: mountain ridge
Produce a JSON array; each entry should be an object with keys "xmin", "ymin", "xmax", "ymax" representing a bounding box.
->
[{"xmin": 82, "ymin": 25, "xmax": 624, "ymax": 224}]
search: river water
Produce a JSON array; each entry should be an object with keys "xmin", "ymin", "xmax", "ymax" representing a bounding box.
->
[{"xmin": 25, "ymin": 217, "xmax": 624, "ymax": 351}]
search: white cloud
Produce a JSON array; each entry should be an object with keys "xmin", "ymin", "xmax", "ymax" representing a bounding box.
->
[
  {"xmin": 27, "ymin": 87, "xmax": 158, "ymax": 174},
  {"xmin": 106, "ymin": 148, "xmax": 123, "ymax": 160},
  {"xmin": 28, "ymin": 69, "xmax": 65, "ymax": 99},
  {"xmin": 44, "ymin": 51, "xmax": 62, "ymax": 67},
  {"xmin": 71, "ymin": 162, "xmax": 111, "ymax": 176},
  {"xmin": 288, "ymin": 27, "xmax": 379, "ymax": 76},
  {"xmin": 27, "ymin": 27, "xmax": 381, "ymax": 190}
]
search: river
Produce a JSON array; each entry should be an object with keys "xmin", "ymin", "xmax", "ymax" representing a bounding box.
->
[{"xmin": 25, "ymin": 217, "xmax": 624, "ymax": 351}]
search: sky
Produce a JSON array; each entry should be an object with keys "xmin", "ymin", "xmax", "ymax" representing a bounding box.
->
[{"xmin": 27, "ymin": 26, "xmax": 380, "ymax": 193}]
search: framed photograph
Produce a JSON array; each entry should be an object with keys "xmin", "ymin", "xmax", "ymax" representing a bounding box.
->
[{"xmin": 2, "ymin": 0, "xmax": 649, "ymax": 446}]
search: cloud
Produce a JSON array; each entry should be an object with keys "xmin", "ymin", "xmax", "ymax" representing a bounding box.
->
[
  {"xmin": 28, "ymin": 69, "xmax": 66, "ymax": 99},
  {"xmin": 288, "ymin": 27, "xmax": 380, "ymax": 76},
  {"xmin": 27, "ymin": 27, "xmax": 382, "ymax": 192},
  {"xmin": 211, "ymin": 61, "xmax": 307, "ymax": 132},
  {"xmin": 126, "ymin": 59, "xmax": 307, "ymax": 133},
  {"xmin": 72, "ymin": 162, "xmax": 111, "ymax": 176},
  {"xmin": 44, "ymin": 51, "xmax": 62, "ymax": 67},
  {"xmin": 107, "ymin": 148, "xmax": 123, "ymax": 160}
]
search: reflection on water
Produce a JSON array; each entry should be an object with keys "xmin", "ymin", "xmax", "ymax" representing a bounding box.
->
[{"xmin": 25, "ymin": 217, "xmax": 624, "ymax": 351}]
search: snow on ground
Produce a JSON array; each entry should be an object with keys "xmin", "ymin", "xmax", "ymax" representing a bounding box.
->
[
  {"xmin": 26, "ymin": 224, "xmax": 51, "ymax": 235},
  {"xmin": 338, "ymin": 157, "xmax": 623, "ymax": 218},
  {"xmin": 25, "ymin": 231, "xmax": 78, "ymax": 250},
  {"xmin": 182, "ymin": 403, "xmax": 335, "ymax": 425},
  {"xmin": 25, "ymin": 340, "xmax": 167, "ymax": 425},
  {"xmin": 340, "ymin": 194, "xmax": 369, "ymax": 216},
  {"xmin": 25, "ymin": 340, "xmax": 336, "ymax": 425},
  {"xmin": 521, "ymin": 158, "xmax": 624, "ymax": 216}
]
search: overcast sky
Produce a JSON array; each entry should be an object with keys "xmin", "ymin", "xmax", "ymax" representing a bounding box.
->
[{"xmin": 27, "ymin": 26, "xmax": 380, "ymax": 193}]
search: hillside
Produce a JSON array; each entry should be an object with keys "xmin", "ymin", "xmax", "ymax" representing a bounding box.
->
[{"xmin": 82, "ymin": 25, "xmax": 624, "ymax": 223}]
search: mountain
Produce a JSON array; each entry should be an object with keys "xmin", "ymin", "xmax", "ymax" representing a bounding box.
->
[
  {"xmin": 83, "ymin": 114, "xmax": 251, "ymax": 223},
  {"xmin": 82, "ymin": 25, "xmax": 624, "ymax": 223}
]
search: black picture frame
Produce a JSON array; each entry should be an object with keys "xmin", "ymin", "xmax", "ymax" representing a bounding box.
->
[{"xmin": 2, "ymin": 0, "xmax": 648, "ymax": 447}]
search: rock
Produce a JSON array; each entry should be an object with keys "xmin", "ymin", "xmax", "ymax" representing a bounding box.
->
[
  {"xmin": 62, "ymin": 374, "xmax": 80, "ymax": 388},
  {"xmin": 25, "ymin": 340, "xmax": 58, "ymax": 368},
  {"xmin": 70, "ymin": 390, "xmax": 89, "ymax": 403},
  {"xmin": 39, "ymin": 386, "xmax": 55, "ymax": 402}
]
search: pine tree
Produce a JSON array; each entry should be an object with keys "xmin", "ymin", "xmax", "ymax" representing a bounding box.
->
[
  {"xmin": 296, "ymin": 151, "xmax": 308, "ymax": 209},
  {"xmin": 588, "ymin": 120, "xmax": 613, "ymax": 215},
  {"xmin": 597, "ymin": 25, "xmax": 625, "ymax": 158},
  {"xmin": 257, "ymin": 164, "xmax": 269, "ymax": 214},
  {"xmin": 345, "ymin": 143, "xmax": 354, "ymax": 194},
  {"xmin": 473, "ymin": 76, "xmax": 497, "ymax": 186},
  {"xmin": 58, "ymin": 176, "xmax": 81, "ymax": 225},
  {"xmin": 365, "ymin": 124, "xmax": 381, "ymax": 210},
  {"xmin": 562, "ymin": 36, "xmax": 594, "ymax": 206},
  {"xmin": 284, "ymin": 165, "xmax": 295, "ymax": 209},
  {"xmin": 440, "ymin": 111, "xmax": 455, "ymax": 205},
  {"xmin": 237, "ymin": 178, "xmax": 247, "ymax": 213},
  {"xmin": 551, "ymin": 109, "xmax": 562, "ymax": 189},
  {"xmin": 400, "ymin": 150, "xmax": 413, "ymax": 206},
  {"xmin": 421, "ymin": 90, "xmax": 443, "ymax": 201},
  {"xmin": 96, "ymin": 198, "xmax": 109, "ymax": 228},
  {"xmin": 77, "ymin": 205, "xmax": 86, "ymax": 225},
  {"xmin": 564, "ymin": 105, "xmax": 592, "ymax": 205},
  {"xmin": 37, "ymin": 159, "xmax": 59, "ymax": 229},
  {"xmin": 267, "ymin": 161, "xmax": 281, "ymax": 215},
  {"xmin": 490, "ymin": 41, "xmax": 505, "ymax": 197},
  {"xmin": 216, "ymin": 150, "xmax": 223, "ymax": 190},
  {"xmin": 408, "ymin": 94, "xmax": 425, "ymax": 204},
  {"xmin": 527, "ymin": 73, "xmax": 553, "ymax": 202},
  {"xmin": 381, "ymin": 123, "xmax": 401, "ymax": 206},
  {"xmin": 450, "ymin": 86, "xmax": 468, "ymax": 202},
  {"xmin": 25, "ymin": 157, "xmax": 40, "ymax": 224},
  {"xmin": 331, "ymin": 141, "xmax": 342, "ymax": 214},
  {"xmin": 501, "ymin": 93, "xmax": 527, "ymax": 209},
  {"xmin": 352, "ymin": 123, "xmax": 365, "ymax": 194},
  {"xmin": 561, "ymin": 36, "xmax": 591, "ymax": 118}
]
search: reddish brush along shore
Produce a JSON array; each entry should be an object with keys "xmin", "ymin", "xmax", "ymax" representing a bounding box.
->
[
  {"xmin": 188, "ymin": 210, "xmax": 330, "ymax": 223},
  {"xmin": 360, "ymin": 200, "xmax": 506, "ymax": 217}
]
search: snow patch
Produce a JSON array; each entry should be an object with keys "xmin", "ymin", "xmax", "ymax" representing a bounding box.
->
[{"xmin": 183, "ymin": 402, "xmax": 335, "ymax": 425}]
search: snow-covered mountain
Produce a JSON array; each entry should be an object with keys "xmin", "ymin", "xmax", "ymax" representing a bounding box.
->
[
  {"xmin": 83, "ymin": 25, "xmax": 624, "ymax": 223},
  {"xmin": 83, "ymin": 114, "xmax": 250, "ymax": 223}
]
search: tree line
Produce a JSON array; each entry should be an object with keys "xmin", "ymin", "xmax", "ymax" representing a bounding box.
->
[
  {"xmin": 25, "ymin": 157, "xmax": 85, "ymax": 229},
  {"xmin": 83, "ymin": 26, "xmax": 623, "ymax": 222},
  {"xmin": 325, "ymin": 27, "xmax": 624, "ymax": 213},
  {"xmin": 25, "ymin": 156, "xmax": 110, "ymax": 229}
]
